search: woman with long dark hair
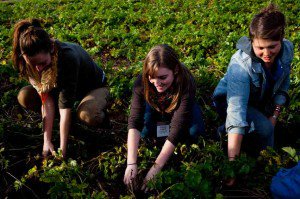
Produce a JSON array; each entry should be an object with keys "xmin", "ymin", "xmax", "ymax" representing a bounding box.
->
[{"xmin": 12, "ymin": 19, "xmax": 110, "ymax": 157}]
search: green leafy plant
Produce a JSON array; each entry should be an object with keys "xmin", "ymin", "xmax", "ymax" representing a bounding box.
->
[
  {"xmin": 0, "ymin": 0, "xmax": 299, "ymax": 197},
  {"xmin": 15, "ymin": 150, "xmax": 107, "ymax": 199},
  {"xmin": 0, "ymin": 147, "xmax": 9, "ymax": 171},
  {"xmin": 282, "ymin": 147, "xmax": 300, "ymax": 162}
]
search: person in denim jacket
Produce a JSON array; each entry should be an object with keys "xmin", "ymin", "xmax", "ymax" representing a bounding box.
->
[{"xmin": 213, "ymin": 4, "xmax": 294, "ymax": 184}]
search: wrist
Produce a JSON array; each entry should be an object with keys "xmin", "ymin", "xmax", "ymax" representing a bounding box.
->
[
  {"xmin": 275, "ymin": 105, "xmax": 282, "ymax": 113},
  {"xmin": 153, "ymin": 162, "xmax": 163, "ymax": 169},
  {"xmin": 228, "ymin": 156, "xmax": 236, "ymax": 161},
  {"xmin": 272, "ymin": 115, "xmax": 278, "ymax": 120},
  {"xmin": 127, "ymin": 162, "xmax": 137, "ymax": 166},
  {"xmin": 43, "ymin": 137, "xmax": 52, "ymax": 143}
]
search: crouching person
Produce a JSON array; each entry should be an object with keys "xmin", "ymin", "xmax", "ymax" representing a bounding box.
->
[
  {"xmin": 12, "ymin": 19, "xmax": 110, "ymax": 157},
  {"xmin": 212, "ymin": 4, "xmax": 293, "ymax": 186},
  {"xmin": 123, "ymin": 44, "xmax": 205, "ymax": 191}
]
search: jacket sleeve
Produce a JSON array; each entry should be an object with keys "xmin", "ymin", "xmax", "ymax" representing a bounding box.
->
[
  {"xmin": 273, "ymin": 40, "xmax": 294, "ymax": 106},
  {"xmin": 273, "ymin": 72, "xmax": 290, "ymax": 106},
  {"xmin": 225, "ymin": 61, "xmax": 250, "ymax": 135}
]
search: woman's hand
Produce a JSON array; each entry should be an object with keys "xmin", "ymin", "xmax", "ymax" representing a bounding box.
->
[
  {"xmin": 140, "ymin": 140, "xmax": 175, "ymax": 192},
  {"xmin": 269, "ymin": 105, "xmax": 281, "ymax": 127},
  {"xmin": 123, "ymin": 164, "xmax": 138, "ymax": 185},
  {"xmin": 268, "ymin": 116, "xmax": 277, "ymax": 127},
  {"xmin": 141, "ymin": 163, "xmax": 162, "ymax": 192},
  {"xmin": 42, "ymin": 141, "xmax": 55, "ymax": 157}
]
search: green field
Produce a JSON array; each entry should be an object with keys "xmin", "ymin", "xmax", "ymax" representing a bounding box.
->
[{"xmin": 0, "ymin": 0, "xmax": 299, "ymax": 198}]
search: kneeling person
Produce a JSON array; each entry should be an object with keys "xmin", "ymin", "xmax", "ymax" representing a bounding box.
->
[
  {"xmin": 12, "ymin": 19, "xmax": 110, "ymax": 157},
  {"xmin": 123, "ymin": 44, "xmax": 205, "ymax": 190}
]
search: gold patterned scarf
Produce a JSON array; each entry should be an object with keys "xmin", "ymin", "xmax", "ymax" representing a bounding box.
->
[{"xmin": 26, "ymin": 45, "xmax": 58, "ymax": 95}]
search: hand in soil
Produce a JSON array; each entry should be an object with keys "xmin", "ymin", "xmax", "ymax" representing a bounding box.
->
[
  {"xmin": 225, "ymin": 178, "xmax": 236, "ymax": 187},
  {"xmin": 42, "ymin": 141, "xmax": 55, "ymax": 157},
  {"xmin": 141, "ymin": 163, "xmax": 162, "ymax": 192},
  {"xmin": 124, "ymin": 164, "xmax": 138, "ymax": 185}
]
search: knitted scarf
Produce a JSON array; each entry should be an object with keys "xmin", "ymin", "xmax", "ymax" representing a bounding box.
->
[{"xmin": 149, "ymin": 85, "xmax": 174, "ymax": 112}]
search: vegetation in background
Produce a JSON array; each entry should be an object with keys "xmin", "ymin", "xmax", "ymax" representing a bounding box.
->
[{"xmin": 0, "ymin": 0, "xmax": 299, "ymax": 198}]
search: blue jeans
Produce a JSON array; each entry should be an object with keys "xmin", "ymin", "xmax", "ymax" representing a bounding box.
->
[
  {"xmin": 141, "ymin": 103, "xmax": 205, "ymax": 140},
  {"xmin": 213, "ymin": 98, "xmax": 274, "ymax": 148}
]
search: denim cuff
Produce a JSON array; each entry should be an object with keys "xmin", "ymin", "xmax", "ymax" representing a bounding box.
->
[
  {"xmin": 228, "ymin": 126, "xmax": 245, "ymax": 135},
  {"xmin": 273, "ymin": 91, "xmax": 290, "ymax": 107}
]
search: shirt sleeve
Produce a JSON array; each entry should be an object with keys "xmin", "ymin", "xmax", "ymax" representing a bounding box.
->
[
  {"xmin": 167, "ymin": 82, "xmax": 195, "ymax": 145},
  {"xmin": 128, "ymin": 75, "xmax": 145, "ymax": 131},
  {"xmin": 58, "ymin": 51, "xmax": 80, "ymax": 109}
]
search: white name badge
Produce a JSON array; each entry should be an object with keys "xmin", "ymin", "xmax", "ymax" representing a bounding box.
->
[{"xmin": 157, "ymin": 123, "xmax": 170, "ymax": 137}]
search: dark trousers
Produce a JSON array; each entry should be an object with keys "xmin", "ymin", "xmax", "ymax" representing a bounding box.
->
[{"xmin": 141, "ymin": 103, "xmax": 205, "ymax": 140}]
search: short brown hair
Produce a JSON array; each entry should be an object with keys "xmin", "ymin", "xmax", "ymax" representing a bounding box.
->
[{"xmin": 249, "ymin": 3, "xmax": 285, "ymax": 41}]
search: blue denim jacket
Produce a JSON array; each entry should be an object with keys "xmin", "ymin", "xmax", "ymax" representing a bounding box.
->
[{"xmin": 213, "ymin": 36, "xmax": 294, "ymax": 134}]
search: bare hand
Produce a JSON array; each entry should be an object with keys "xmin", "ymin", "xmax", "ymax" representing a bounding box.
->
[
  {"xmin": 225, "ymin": 178, "xmax": 236, "ymax": 187},
  {"xmin": 42, "ymin": 141, "xmax": 55, "ymax": 157},
  {"xmin": 141, "ymin": 163, "xmax": 162, "ymax": 192},
  {"xmin": 268, "ymin": 116, "xmax": 277, "ymax": 127},
  {"xmin": 123, "ymin": 164, "xmax": 138, "ymax": 185}
]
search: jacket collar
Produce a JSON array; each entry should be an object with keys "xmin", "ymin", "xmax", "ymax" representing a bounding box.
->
[{"xmin": 236, "ymin": 36, "xmax": 292, "ymax": 74}]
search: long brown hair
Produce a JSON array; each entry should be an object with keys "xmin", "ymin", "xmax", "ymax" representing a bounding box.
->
[
  {"xmin": 249, "ymin": 3, "xmax": 286, "ymax": 41},
  {"xmin": 12, "ymin": 18, "xmax": 52, "ymax": 77},
  {"xmin": 142, "ymin": 44, "xmax": 193, "ymax": 113}
]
